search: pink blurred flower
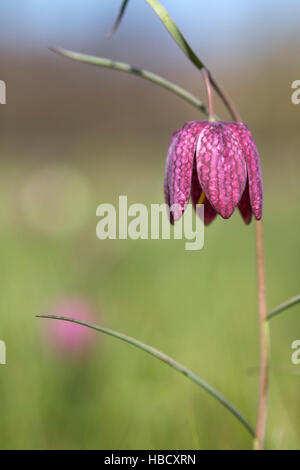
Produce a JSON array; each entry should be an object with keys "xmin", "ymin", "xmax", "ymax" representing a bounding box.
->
[
  {"xmin": 44, "ymin": 297, "xmax": 97, "ymax": 358},
  {"xmin": 164, "ymin": 121, "xmax": 263, "ymax": 225}
]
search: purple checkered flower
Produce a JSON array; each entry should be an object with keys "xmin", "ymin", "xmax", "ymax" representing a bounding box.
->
[{"xmin": 164, "ymin": 121, "xmax": 263, "ymax": 225}]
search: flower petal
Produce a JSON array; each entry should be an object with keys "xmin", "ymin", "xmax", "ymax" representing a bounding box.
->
[
  {"xmin": 238, "ymin": 180, "xmax": 252, "ymax": 224},
  {"xmin": 229, "ymin": 123, "xmax": 263, "ymax": 220},
  {"xmin": 164, "ymin": 129, "xmax": 180, "ymax": 223},
  {"xmin": 196, "ymin": 122, "xmax": 247, "ymax": 219},
  {"xmin": 191, "ymin": 161, "xmax": 217, "ymax": 225},
  {"xmin": 167, "ymin": 121, "xmax": 207, "ymax": 221}
]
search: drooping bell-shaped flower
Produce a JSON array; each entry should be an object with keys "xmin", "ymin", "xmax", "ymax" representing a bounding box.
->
[{"xmin": 164, "ymin": 121, "xmax": 263, "ymax": 225}]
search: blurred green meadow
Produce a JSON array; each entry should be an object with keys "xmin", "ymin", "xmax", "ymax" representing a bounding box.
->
[{"xmin": 1, "ymin": 0, "xmax": 300, "ymax": 450}]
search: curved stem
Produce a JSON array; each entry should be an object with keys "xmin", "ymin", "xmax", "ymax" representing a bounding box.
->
[
  {"xmin": 254, "ymin": 220, "xmax": 270, "ymax": 450},
  {"xmin": 50, "ymin": 47, "xmax": 209, "ymax": 116},
  {"xmin": 267, "ymin": 293, "xmax": 300, "ymax": 321},
  {"xmin": 208, "ymin": 71, "xmax": 242, "ymax": 122},
  {"xmin": 202, "ymin": 68, "xmax": 214, "ymax": 121},
  {"xmin": 37, "ymin": 314, "xmax": 255, "ymax": 438}
]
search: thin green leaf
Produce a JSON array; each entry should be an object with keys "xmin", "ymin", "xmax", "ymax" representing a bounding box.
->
[
  {"xmin": 107, "ymin": 0, "xmax": 130, "ymax": 38},
  {"xmin": 267, "ymin": 293, "xmax": 300, "ymax": 321},
  {"xmin": 106, "ymin": 0, "xmax": 238, "ymax": 121},
  {"xmin": 37, "ymin": 314, "xmax": 255, "ymax": 437},
  {"xmin": 50, "ymin": 46, "xmax": 209, "ymax": 115},
  {"xmin": 144, "ymin": 1, "xmax": 239, "ymax": 121},
  {"xmin": 108, "ymin": 0, "xmax": 204, "ymax": 70},
  {"xmin": 145, "ymin": 0, "xmax": 204, "ymax": 69}
]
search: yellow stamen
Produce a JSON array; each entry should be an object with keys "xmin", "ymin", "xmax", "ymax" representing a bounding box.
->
[{"xmin": 197, "ymin": 192, "xmax": 206, "ymax": 205}]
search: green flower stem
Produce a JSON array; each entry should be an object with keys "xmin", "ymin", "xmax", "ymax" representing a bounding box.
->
[
  {"xmin": 254, "ymin": 220, "xmax": 270, "ymax": 450},
  {"xmin": 37, "ymin": 314, "xmax": 255, "ymax": 438},
  {"xmin": 50, "ymin": 47, "xmax": 209, "ymax": 116},
  {"xmin": 267, "ymin": 293, "xmax": 300, "ymax": 321}
]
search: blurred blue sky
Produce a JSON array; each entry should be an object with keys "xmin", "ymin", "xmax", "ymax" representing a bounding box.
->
[{"xmin": 1, "ymin": 0, "xmax": 300, "ymax": 66}]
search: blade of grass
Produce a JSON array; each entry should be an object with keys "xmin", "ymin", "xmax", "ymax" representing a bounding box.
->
[
  {"xmin": 145, "ymin": 0, "xmax": 204, "ymax": 69},
  {"xmin": 267, "ymin": 293, "xmax": 300, "ymax": 321},
  {"xmin": 144, "ymin": 0, "xmax": 240, "ymax": 121},
  {"xmin": 37, "ymin": 314, "xmax": 255, "ymax": 437},
  {"xmin": 50, "ymin": 46, "xmax": 209, "ymax": 115},
  {"xmin": 107, "ymin": 0, "xmax": 130, "ymax": 38}
]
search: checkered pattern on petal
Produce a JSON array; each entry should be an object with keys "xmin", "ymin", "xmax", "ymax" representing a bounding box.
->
[{"xmin": 196, "ymin": 122, "xmax": 247, "ymax": 219}]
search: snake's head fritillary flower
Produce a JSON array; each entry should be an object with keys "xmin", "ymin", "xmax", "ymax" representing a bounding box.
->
[
  {"xmin": 164, "ymin": 121, "xmax": 263, "ymax": 225},
  {"xmin": 43, "ymin": 297, "xmax": 97, "ymax": 358}
]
